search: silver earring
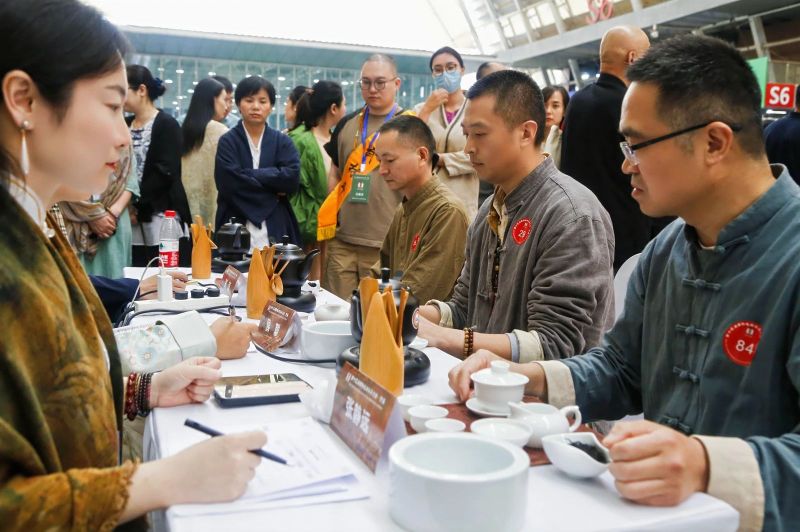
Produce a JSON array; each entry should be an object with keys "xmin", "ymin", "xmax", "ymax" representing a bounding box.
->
[{"xmin": 20, "ymin": 120, "xmax": 30, "ymax": 176}]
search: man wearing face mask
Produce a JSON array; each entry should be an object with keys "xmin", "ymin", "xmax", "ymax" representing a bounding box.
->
[{"xmin": 415, "ymin": 46, "xmax": 479, "ymax": 221}]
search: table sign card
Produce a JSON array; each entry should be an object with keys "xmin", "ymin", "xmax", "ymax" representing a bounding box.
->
[
  {"xmin": 219, "ymin": 266, "xmax": 242, "ymax": 299},
  {"xmin": 251, "ymin": 300, "xmax": 302, "ymax": 352},
  {"xmin": 330, "ymin": 362, "xmax": 406, "ymax": 472}
]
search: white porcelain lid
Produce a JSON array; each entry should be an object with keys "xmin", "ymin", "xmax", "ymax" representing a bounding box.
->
[{"xmin": 471, "ymin": 361, "xmax": 529, "ymax": 387}]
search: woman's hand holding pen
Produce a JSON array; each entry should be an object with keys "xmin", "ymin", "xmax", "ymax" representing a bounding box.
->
[
  {"xmin": 129, "ymin": 360, "xmax": 270, "ymax": 510},
  {"xmin": 129, "ymin": 430, "xmax": 268, "ymax": 510}
]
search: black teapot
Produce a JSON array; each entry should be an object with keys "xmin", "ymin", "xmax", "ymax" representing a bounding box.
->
[
  {"xmin": 211, "ymin": 218, "xmax": 251, "ymax": 273},
  {"xmin": 273, "ymin": 235, "xmax": 320, "ymax": 299},
  {"xmin": 349, "ymin": 268, "xmax": 420, "ymax": 345}
]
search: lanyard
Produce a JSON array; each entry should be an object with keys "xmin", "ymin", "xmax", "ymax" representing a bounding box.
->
[{"xmin": 359, "ymin": 104, "xmax": 398, "ymax": 172}]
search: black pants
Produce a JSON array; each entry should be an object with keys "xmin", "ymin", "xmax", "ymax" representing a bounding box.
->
[{"xmin": 132, "ymin": 238, "xmax": 192, "ymax": 268}]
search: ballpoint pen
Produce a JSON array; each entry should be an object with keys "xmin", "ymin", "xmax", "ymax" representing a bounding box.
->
[{"xmin": 184, "ymin": 418, "xmax": 288, "ymax": 465}]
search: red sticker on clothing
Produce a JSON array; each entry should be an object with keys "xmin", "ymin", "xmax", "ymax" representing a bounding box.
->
[
  {"xmin": 722, "ymin": 321, "xmax": 762, "ymax": 366},
  {"xmin": 410, "ymin": 234, "xmax": 420, "ymax": 252},
  {"xmin": 512, "ymin": 218, "xmax": 532, "ymax": 245}
]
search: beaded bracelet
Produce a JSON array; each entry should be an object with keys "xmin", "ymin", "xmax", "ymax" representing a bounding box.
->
[
  {"xmin": 125, "ymin": 372, "xmax": 138, "ymax": 421},
  {"xmin": 463, "ymin": 327, "xmax": 475, "ymax": 359},
  {"xmin": 137, "ymin": 373, "xmax": 153, "ymax": 417},
  {"xmin": 135, "ymin": 372, "xmax": 145, "ymax": 416},
  {"xmin": 124, "ymin": 372, "xmax": 154, "ymax": 420}
]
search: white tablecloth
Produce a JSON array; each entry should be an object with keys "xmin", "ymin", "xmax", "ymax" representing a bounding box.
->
[{"xmin": 125, "ymin": 268, "xmax": 739, "ymax": 532}]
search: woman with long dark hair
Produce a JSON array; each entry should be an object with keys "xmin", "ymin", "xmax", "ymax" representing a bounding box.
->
[
  {"xmin": 181, "ymin": 77, "xmax": 228, "ymax": 224},
  {"xmin": 125, "ymin": 64, "xmax": 192, "ymax": 265},
  {"xmin": 0, "ymin": 1, "xmax": 266, "ymax": 528},
  {"xmin": 283, "ymin": 84, "xmax": 307, "ymax": 131},
  {"xmin": 288, "ymin": 80, "xmax": 346, "ymax": 279},
  {"xmin": 542, "ymin": 85, "xmax": 570, "ymax": 169}
]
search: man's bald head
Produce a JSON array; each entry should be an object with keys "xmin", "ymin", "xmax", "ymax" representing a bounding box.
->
[{"xmin": 599, "ymin": 25, "xmax": 650, "ymax": 79}]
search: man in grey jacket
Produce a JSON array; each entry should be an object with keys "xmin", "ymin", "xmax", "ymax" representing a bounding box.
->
[
  {"xmin": 449, "ymin": 36, "xmax": 799, "ymax": 531},
  {"xmin": 417, "ymin": 70, "xmax": 615, "ymax": 363}
]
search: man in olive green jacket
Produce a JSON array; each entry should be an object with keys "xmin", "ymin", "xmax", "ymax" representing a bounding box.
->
[{"xmin": 372, "ymin": 115, "xmax": 468, "ymax": 303}]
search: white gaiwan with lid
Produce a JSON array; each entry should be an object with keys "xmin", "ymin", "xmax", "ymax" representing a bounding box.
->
[{"xmin": 470, "ymin": 361, "xmax": 529, "ymax": 414}]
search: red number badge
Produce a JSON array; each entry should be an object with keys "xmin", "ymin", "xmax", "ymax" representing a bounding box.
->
[
  {"xmin": 410, "ymin": 234, "xmax": 420, "ymax": 252},
  {"xmin": 512, "ymin": 218, "xmax": 532, "ymax": 245},
  {"xmin": 722, "ymin": 321, "xmax": 762, "ymax": 366}
]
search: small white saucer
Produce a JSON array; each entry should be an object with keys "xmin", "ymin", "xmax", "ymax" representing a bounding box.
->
[{"xmin": 466, "ymin": 397, "xmax": 509, "ymax": 418}]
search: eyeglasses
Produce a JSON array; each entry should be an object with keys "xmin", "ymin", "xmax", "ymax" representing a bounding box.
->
[
  {"xmin": 432, "ymin": 63, "xmax": 460, "ymax": 75},
  {"xmin": 619, "ymin": 121, "xmax": 742, "ymax": 165},
  {"xmin": 358, "ymin": 77, "xmax": 397, "ymax": 91}
]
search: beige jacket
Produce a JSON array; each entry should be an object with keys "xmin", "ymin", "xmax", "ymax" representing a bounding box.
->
[
  {"xmin": 543, "ymin": 124, "xmax": 563, "ymax": 169},
  {"xmin": 181, "ymin": 120, "xmax": 228, "ymax": 225},
  {"xmin": 414, "ymin": 98, "xmax": 479, "ymax": 221}
]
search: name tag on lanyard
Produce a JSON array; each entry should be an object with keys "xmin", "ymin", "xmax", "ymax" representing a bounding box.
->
[
  {"xmin": 348, "ymin": 173, "xmax": 372, "ymax": 203},
  {"xmin": 347, "ymin": 105, "xmax": 398, "ymax": 204}
]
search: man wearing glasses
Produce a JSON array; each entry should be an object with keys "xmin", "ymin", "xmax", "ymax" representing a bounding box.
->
[
  {"xmin": 319, "ymin": 54, "xmax": 413, "ymax": 299},
  {"xmin": 448, "ymin": 35, "xmax": 800, "ymax": 532}
]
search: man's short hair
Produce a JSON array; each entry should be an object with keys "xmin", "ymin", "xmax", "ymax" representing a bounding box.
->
[
  {"xmin": 379, "ymin": 115, "xmax": 438, "ymax": 168},
  {"xmin": 363, "ymin": 53, "xmax": 397, "ymax": 76},
  {"xmin": 211, "ymin": 74, "xmax": 233, "ymax": 93},
  {"xmin": 234, "ymin": 75, "xmax": 276, "ymax": 106},
  {"xmin": 467, "ymin": 70, "xmax": 546, "ymax": 145},
  {"xmin": 627, "ymin": 34, "xmax": 765, "ymax": 158}
]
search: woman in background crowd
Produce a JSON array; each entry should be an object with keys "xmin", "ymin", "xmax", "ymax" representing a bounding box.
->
[
  {"xmin": 541, "ymin": 85, "xmax": 570, "ymax": 169},
  {"xmin": 59, "ymin": 144, "xmax": 138, "ymax": 277},
  {"xmin": 215, "ymin": 75, "xmax": 301, "ymax": 247},
  {"xmin": 125, "ymin": 64, "xmax": 192, "ymax": 266},
  {"xmin": 415, "ymin": 46, "xmax": 478, "ymax": 221},
  {"xmin": 181, "ymin": 77, "xmax": 229, "ymax": 225},
  {"xmin": 288, "ymin": 80, "xmax": 346, "ymax": 279},
  {"xmin": 283, "ymin": 84, "xmax": 308, "ymax": 131}
]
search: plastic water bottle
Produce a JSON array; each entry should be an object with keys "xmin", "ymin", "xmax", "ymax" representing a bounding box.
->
[{"xmin": 158, "ymin": 210, "xmax": 182, "ymax": 268}]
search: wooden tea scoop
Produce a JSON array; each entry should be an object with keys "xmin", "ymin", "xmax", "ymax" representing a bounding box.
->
[
  {"xmin": 271, "ymin": 260, "xmax": 291, "ymax": 296},
  {"xmin": 263, "ymin": 246, "xmax": 275, "ymax": 278},
  {"xmin": 396, "ymin": 288, "xmax": 408, "ymax": 346},
  {"xmin": 208, "ymin": 223, "xmax": 217, "ymax": 248},
  {"xmin": 276, "ymin": 260, "xmax": 290, "ymax": 277}
]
